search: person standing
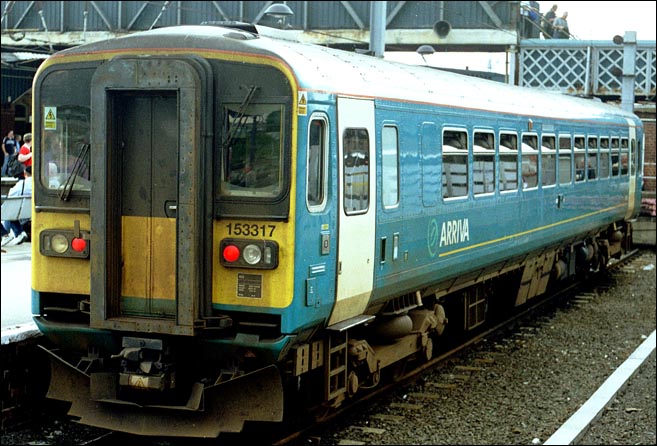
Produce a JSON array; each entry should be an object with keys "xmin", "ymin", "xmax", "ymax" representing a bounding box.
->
[
  {"xmin": 2, "ymin": 130, "xmax": 17, "ymax": 176},
  {"xmin": 529, "ymin": 1, "xmax": 541, "ymax": 38},
  {"xmin": 521, "ymin": 1, "xmax": 532, "ymax": 38},
  {"xmin": 552, "ymin": 11, "xmax": 570, "ymax": 39},
  {"xmin": 16, "ymin": 132, "xmax": 33, "ymax": 179},
  {"xmin": 15, "ymin": 134, "xmax": 22, "ymax": 154},
  {"xmin": 542, "ymin": 4, "xmax": 558, "ymax": 39},
  {"xmin": 521, "ymin": 1, "xmax": 541, "ymax": 39},
  {"xmin": 1, "ymin": 166, "xmax": 32, "ymax": 247}
]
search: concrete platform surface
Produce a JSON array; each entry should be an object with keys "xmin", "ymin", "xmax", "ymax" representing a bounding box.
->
[{"xmin": 1, "ymin": 241, "xmax": 38, "ymax": 344}]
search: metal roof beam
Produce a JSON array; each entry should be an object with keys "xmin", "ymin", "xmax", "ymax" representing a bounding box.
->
[
  {"xmin": 90, "ymin": 1, "xmax": 112, "ymax": 31},
  {"xmin": 211, "ymin": 1, "xmax": 231, "ymax": 21},
  {"xmin": 477, "ymin": 1, "xmax": 502, "ymax": 28},
  {"xmin": 386, "ymin": 1, "xmax": 406, "ymax": 27},
  {"xmin": 340, "ymin": 1, "xmax": 365, "ymax": 30},
  {"xmin": 14, "ymin": 0, "xmax": 35, "ymax": 29}
]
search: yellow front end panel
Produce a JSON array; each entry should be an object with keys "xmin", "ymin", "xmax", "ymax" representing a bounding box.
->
[
  {"xmin": 121, "ymin": 216, "xmax": 176, "ymax": 301},
  {"xmin": 213, "ymin": 221, "xmax": 295, "ymax": 309},
  {"xmin": 32, "ymin": 213, "xmax": 91, "ymax": 295}
]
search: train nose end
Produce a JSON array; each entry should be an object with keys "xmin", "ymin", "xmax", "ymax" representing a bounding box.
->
[{"xmin": 40, "ymin": 345, "xmax": 284, "ymax": 438}]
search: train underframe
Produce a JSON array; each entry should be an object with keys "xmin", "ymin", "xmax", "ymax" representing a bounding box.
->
[
  {"xmin": 38, "ymin": 221, "xmax": 632, "ymax": 438},
  {"xmin": 282, "ymin": 220, "xmax": 633, "ymax": 419}
]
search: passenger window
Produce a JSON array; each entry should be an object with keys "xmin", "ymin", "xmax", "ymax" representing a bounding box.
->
[
  {"xmin": 499, "ymin": 132, "xmax": 518, "ymax": 192},
  {"xmin": 521, "ymin": 134, "xmax": 538, "ymax": 189},
  {"xmin": 541, "ymin": 135, "xmax": 556, "ymax": 186},
  {"xmin": 611, "ymin": 137, "xmax": 620, "ymax": 176},
  {"xmin": 599, "ymin": 137, "xmax": 610, "ymax": 179},
  {"xmin": 620, "ymin": 138, "xmax": 629, "ymax": 176},
  {"xmin": 473, "ymin": 131, "xmax": 496, "ymax": 195},
  {"xmin": 307, "ymin": 116, "xmax": 328, "ymax": 209},
  {"xmin": 343, "ymin": 128, "xmax": 370, "ymax": 214},
  {"xmin": 631, "ymin": 139, "xmax": 636, "ymax": 176},
  {"xmin": 587, "ymin": 136, "xmax": 598, "ymax": 180},
  {"xmin": 382, "ymin": 125, "xmax": 399, "ymax": 208},
  {"xmin": 558, "ymin": 136, "xmax": 572, "ymax": 184},
  {"xmin": 442, "ymin": 129, "xmax": 469, "ymax": 199},
  {"xmin": 574, "ymin": 136, "xmax": 586, "ymax": 182}
]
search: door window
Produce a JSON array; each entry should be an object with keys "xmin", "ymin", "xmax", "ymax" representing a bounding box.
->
[{"xmin": 343, "ymin": 128, "xmax": 370, "ymax": 214}]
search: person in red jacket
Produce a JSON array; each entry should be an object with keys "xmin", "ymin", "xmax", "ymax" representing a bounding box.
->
[{"xmin": 17, "ymin": 132, "xmax": 33, "ymax": 172}]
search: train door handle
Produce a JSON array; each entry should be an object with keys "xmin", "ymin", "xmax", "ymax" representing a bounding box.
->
[
  {"xmin": 556, "ymin": 194, "xmax": 565, "ymax": 208},
  {"xmin": 164, "ymin": 200, "xmax": 177, "ymax": 218}
]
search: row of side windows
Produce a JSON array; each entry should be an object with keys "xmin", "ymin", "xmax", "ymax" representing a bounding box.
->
[
  {"xmin": 398, "ymin": 127, "xmax": 635, "ymax": 202},
  {"xmin": 305, "ymin": 116, "xmax": 636, "ymax": 212}
]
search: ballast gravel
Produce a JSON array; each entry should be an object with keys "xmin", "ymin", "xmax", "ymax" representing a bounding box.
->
[{"xmin": 311, "ymin": 250, "xmax": 656, "ymax": 445}]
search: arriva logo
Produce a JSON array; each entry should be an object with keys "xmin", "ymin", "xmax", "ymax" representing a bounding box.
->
[
  {"xmin": 440, "ymin": 218, "xmax": 469, "ymax": 247},
  {"xmin": 428, "ymin": 218, "xmax": 470, "ymax": 257}
]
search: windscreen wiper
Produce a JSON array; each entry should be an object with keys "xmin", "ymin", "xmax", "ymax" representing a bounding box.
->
[
  {"xmin": 58, "ymin": 143, "xmax": 90, "ymax": 201},
  {"xmin": 221, "ymin": 85, "xmax": 259, "ymax": 150}
]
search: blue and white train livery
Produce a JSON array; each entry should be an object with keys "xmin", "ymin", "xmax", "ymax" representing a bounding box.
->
[{"xmin": 30, "ymin": 23, "xmax": 642, "ymax": 437}]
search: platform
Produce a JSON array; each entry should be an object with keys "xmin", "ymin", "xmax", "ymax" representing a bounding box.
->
[{"xmin": 1, "ymin": 242, "xmax": 39, "ymax": 345}]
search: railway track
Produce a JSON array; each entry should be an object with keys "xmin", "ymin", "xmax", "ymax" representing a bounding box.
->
[
  {"xmin": 265, "ymin": 249, "xmax": 645, "ymax": 446},
  {"xmin": 1, "ymin": 249, "xmax": 649, "ymax": 446}
]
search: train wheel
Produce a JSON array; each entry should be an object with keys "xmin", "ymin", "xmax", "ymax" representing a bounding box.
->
[
  {"xmin": 371, "ymin": 368, "xmax": 380, "ymax": 387},
  {"xmin": 422, "ymin": 337, "xmax": 434, "ymax": 362},
  {"xmin": 347, "ymin": 371, "xmax": 359, "ymax": 397}
]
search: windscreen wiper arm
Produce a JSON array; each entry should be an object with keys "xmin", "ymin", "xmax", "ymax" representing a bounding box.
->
[{"xmin": 58, "ymin": 143, "xmax": 90, "ymax": 201}]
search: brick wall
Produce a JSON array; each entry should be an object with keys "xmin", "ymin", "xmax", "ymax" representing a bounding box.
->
[{"xmin": 636, "ymin": 106, "xmax": 656, "ymax": 197}]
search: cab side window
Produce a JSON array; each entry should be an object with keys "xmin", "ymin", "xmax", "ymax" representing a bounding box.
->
[{"xmin": 307, "ymin": 116, "xmax": 328, "ymax": 209}]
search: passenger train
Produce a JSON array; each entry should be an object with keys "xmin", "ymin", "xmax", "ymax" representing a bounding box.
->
[{"xmin": 30, "ymin": 23, "xmax": 643, "ymax": 437}]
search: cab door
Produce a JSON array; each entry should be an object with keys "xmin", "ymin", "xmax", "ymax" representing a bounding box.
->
[
  {"xmin": 90, "ymin": 57, "xmax": 209, "ymax": 336},
  {"xmin": 329, "ymin": 97, "xmax": 376, "ymax": 325},
  {"xmin": 114, "ymin": 92, "xmax": 178, "ymax": 319}
]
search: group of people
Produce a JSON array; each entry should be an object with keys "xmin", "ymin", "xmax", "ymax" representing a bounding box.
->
[
  {"xmin": 2, "ymin": 130, "xmax": 33, "ymax": 249},
  {"xmin": 521, "ymin": 2, "xmax": 571, "ymax": 40}
]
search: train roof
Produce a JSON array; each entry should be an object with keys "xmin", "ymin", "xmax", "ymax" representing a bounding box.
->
[{"xmin": 52, "ymin": 24, "xmax": 639, "ymax": 126}]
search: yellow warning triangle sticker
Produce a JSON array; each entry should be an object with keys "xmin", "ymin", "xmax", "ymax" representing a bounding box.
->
[
  {"xmin": 297, "ymin": 92, "xmax": 307, "ymax": 116},
  {"xmin": 45, "ymin": 109, "xmax": 56, "ymax": 120}
]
